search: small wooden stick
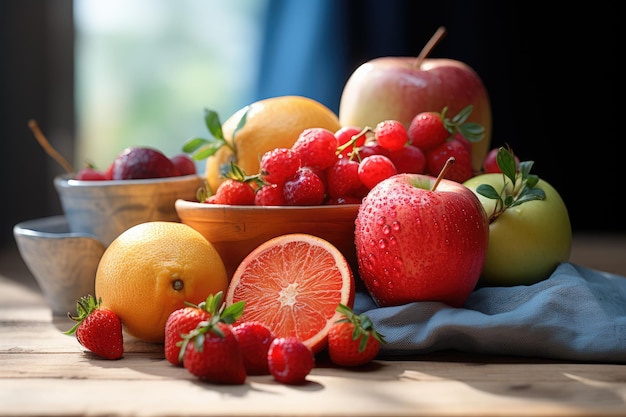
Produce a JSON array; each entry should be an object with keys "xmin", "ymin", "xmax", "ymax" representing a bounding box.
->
[
  {"xmin": 413, "ymin": 26, "xmax": 447, "ymax": 69},
  {"xmin": 28, "ymin": 119, "xmax": 74, "ymax": 173},
  {"xmin": 431, "ymin": 157, "xmax": 455, "ymax": 191}
]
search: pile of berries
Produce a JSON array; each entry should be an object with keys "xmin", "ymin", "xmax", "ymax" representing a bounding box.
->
[
  {"xmin": 75, "ymin": 146, "xmax": 197, "ymax": 181},
  {"xmin": 207, "ymin": 105, "xmax": 484, "ymax": 205},
  {"xmin": 163, "ymin": 293, "xmax": 385, "ymax": 385},
  {"xmin": 65, "ymin": 291, "xmax": 386, "ymax": 385}
]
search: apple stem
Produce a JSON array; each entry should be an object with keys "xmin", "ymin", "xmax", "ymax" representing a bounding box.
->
[
  {"xmin": 28, "ymin": 119, "xmax": 74, "ymax": 174},
  {"xmin": 431, "ymin": 157, "xmax": 455, "ymax": 191},
  {"xmin": 413, "ymin": 26, "xmax": 447, "ymax": 69}
]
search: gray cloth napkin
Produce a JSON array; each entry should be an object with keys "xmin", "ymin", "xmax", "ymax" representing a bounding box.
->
[{"xmin": 354, "ymin": 263, "xmax": 626, "ymax": 362}]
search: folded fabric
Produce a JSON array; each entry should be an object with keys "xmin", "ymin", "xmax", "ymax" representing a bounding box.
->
[{"xmin": 354, "ymin": 263, "xmax": 626, "ymax": 363}]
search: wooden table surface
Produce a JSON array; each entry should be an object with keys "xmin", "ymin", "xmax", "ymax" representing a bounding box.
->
[{"xmin": 2, "ymin": 234, "xmax": 626, "ymax": 417}]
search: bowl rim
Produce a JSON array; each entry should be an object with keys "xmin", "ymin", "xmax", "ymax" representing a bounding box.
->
[
  {"xmin": 54, "ymin": 173, "xmax": 203, "ymax": 187},
  {"xmin": 13, "ymin": 215, "xmax": 102, "ymax": 240},
  {"xmin": 174, "ymin": 198, "xmax": 361, "ymax": 212}
]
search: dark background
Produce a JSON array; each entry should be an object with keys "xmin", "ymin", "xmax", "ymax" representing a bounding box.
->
[{"xmin": 0, "ymin": 1, "xmax": 621, "ymax": 253}]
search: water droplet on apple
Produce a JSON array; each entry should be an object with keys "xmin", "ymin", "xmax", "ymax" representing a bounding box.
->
[
  {"xmin": 391, "ymin": 221, "xmax": 400, "ymax": 231},
  {"xmin": 378, "ymin": 238, "xmax": 388, "ymax": 249},
  {"xmin": 376, "ymin": 216, "xmax": 385, "ymax": 226},
  {"xmin": 382, "ymin": 224, "xmax": 391, "ymax": 235}
]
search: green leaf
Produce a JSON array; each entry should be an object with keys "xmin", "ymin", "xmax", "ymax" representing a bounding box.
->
[
  {"xmin": 525, "ymin": 174, "xmax": 539, "ymax": 188},
  {"xmin": 510, "ymin": 187, "xmax": 545, "ymax": 207},
  {"xmin": 182, "ymin": 137, "xmax": 211, "ymax": 153},
  {"xmin": 458, "ymin": 122, "xmax": 484, "ymax": 143},
  {"xmin": 189, "ymin": 141, "xmax": 226, "ymax": 160},
  {"xmin": 451, "ymin": 104, "xmax": 473, "ymax": 124},
  {"xmin": 476, "ymin": 184, "xmax": 501, "ymax": 200},
  {"xmin": 204, "ymin": 109, "xmax": 225, "ymax": 140},
  {"xmin": 222, "ymin": 301, "xmax": 245, "ymax": 323},
  {"xmin": 232, "ymin": 106, "xmax": 249, "ymax": 141},
  {"xmin": 518, "ymin": 161, "xmax": 533, "ymax": 179},
  {"xmin": 497, "ymin": 148, "xmax": 517, "ymax": 186}
]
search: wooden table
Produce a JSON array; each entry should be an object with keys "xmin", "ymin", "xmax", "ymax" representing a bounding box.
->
[{"xmin": 2, "ymin": 235, "xmax": 626, "ymax": 417}]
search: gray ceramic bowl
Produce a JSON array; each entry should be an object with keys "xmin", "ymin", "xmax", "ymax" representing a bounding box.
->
[
  {"xmin": 54, "ymin": 173, "xmax": 204, "ymax": 247},
  {"xmin": 13, "ymin": 216, "xmax": 105, "ymax": 316}
]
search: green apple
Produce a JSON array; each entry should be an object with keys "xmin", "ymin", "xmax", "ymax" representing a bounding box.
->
[{"xmin": 463, "ymin": 167, "xmax": 572, "ymax": 286}]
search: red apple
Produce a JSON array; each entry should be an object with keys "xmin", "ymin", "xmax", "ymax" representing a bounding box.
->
[
  {"xmin": 338, "ymin": 27, "xmax": 492, "ymax": 173},
  {"xmin": 354, "ymin": 164, "xmax": 489, "ymax": 307}
]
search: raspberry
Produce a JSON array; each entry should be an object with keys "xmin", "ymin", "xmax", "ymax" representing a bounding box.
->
[
  {"xmin": 267, "ymin": 337, "xmax": 314, "ymax": 385},
  {"xmin": 260, "ymin": 148, "xmax": 301, "ymax": 185},
  {"xmin": 426, "ymin": 139, "xmax": 473, "ymax": 183},
  {"xmin": 291, "ymin": 128, "xmax": 338, "ymax": 170},
  {"xmin": 358, "ymin": 154, "xmax": 398, "ymax": 190},
  {"xmin": 374, "ymin": 120, "xmax": 409, "ymax": 151},
  {"xmin": 283, "ymin": 167, "xmax": 326, "ymax": 206},
  {"xmin": 233, "ymin": 321, "xmax": 275, "ymax": 375},
  {"xmin": 213, "ymin": 179, "xmax": 256, "ymax": 205}
]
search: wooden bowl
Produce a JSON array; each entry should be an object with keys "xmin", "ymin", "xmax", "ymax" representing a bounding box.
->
[{"xmin": 175, "ymin": 199, "xmax": 360, "ymax": 279}]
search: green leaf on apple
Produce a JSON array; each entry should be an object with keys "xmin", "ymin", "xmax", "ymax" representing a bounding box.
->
[{"xmin": 475, "ymin": 146, "xmax": 546, "ymax": 222}]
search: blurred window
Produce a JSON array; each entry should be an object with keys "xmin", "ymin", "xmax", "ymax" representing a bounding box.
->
[{"xmin": 73, "ymin": 0, "xmax": 267, "ymax": 172}]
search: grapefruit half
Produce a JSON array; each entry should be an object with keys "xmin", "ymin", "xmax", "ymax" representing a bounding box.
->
[{"xmin": 225, "ymin": 233, "xmax": 355, "ymax": 354}]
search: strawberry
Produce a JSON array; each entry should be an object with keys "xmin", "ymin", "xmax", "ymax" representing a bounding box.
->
[
  {"xmin": 65, "ymin": 295, "xmax": 123, "ymax": 360},
  {"xmin": 179, "ymin": 292, "xmax": 247, "ymax": 384},
  {"xmin": 408, "ymin": 105, "xmax": 485, "ymax": 154},
  {"xmin": 327, "ymin": 303, "xmax": 386, "ymax": 367},
  {"xmin": 213, "ymin": 178, "xmax": 256, "ymax": 205},
  {"xmin": 267, "ymin": 336, "xmax": 315, "ymax": 385},
  {"xmin": 164, "ymin": 302, "xmax": 211, "ymax": 366},
  {"xmin": 232, "ymin": 321, "xmax": 275, "ymax": 375}
]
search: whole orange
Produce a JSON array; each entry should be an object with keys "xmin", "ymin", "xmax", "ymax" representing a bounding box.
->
[
  {"xmin": 94, "ymin": 221, "xmax": 228, "ymax": 343},
  {"xmin": 205, "ymin": 95, "xmax": 341, "ymax": 193}
]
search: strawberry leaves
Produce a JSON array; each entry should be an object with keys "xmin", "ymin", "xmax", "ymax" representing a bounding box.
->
[
  {"xmin": 444, "ymin": 105, "xmax": 484, "ymax": 143},
  {"xmin": 335, "ymin": 303, "xmax": 385, "ymax": 352},
  {"xmin": 177, "ymin": 291, "xmax": 244, "ymax": 363}
]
